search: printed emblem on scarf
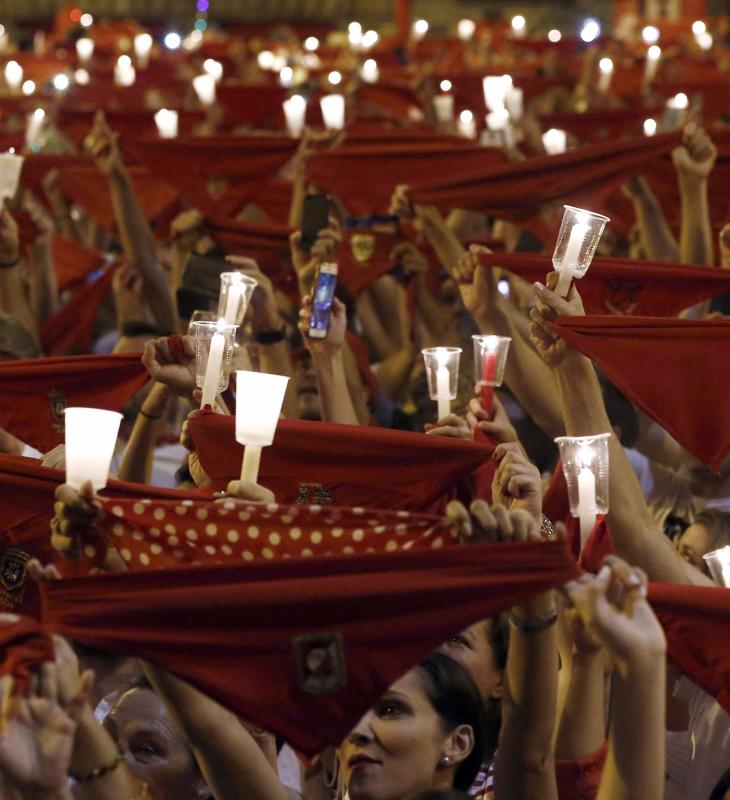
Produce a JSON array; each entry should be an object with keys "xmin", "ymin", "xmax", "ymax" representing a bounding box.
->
[
  {"xmin": 0, "ymin": 547, "xmax": 30, "ymax": 610},
  {"xmin": 296, "ymin": 483, "xmax": 333, "ymax": 506},
  {"xmin": 293, "ymin": 632, "xmax": 347, "ymax": 695},
  {"xmin": 48, "ymin": 389, "xmax": 67, "ymax": 433},
  {"xmin": 603, "ymin": 279, "xmax": 642, "ymax": 315},
  {"xmin": 351, "ymin": 233, "xmax": 376, "ymax": 264}
]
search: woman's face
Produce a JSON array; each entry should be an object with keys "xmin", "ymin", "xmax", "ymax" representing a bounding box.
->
[
  {"xmin": 676, "ymin": 523, "xmax": 715, "ymax": 572},
  {"xmin": 105, "ymin": 687, "xmax": 205, "ymax": 800},
  {"xmin": 439, "ymin": 619, "xmax": 502, "ymax": 701},
  {"xmin": 339, "ymin": 669, "xmax": 458, "ymax": 800}
]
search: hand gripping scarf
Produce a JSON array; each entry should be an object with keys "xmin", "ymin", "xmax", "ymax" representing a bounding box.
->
[
  {"xmin": 475, "ymin": 251, "xmax": 730, "ymax": 317},
  {"xmin": 552, "ymin": 316, "xmax": 730, "ymax": 469}
]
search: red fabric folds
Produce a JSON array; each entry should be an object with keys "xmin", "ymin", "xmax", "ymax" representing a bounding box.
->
[
  {"xmin": 0, "ymin": 355, "xmax": 149, "ymax": 452},
  {"xmin": 308, "ymin": 143, "xmax": 505, "ymax": 215},
  {"xmin": 40, "ymin": 539, "xmax": 580, "ymax": 755},
  {"xmin": 51, "ymin": 235, "xmax": 105, "ymax": 292},
  {"xmin": 409, "ymin": 132, "xmax": 682, "ymax": 219},
  {"xmin": 552, "ymin": 316, "xmax": 730, "ymax": 469},
  {"xmin": 0, "ymin": 617, "xmax": 54, "ymax": 688},
  {"xmin": 187, "ymin": 414, "xmax": 494, "ymax": 511},
  {"xmin": 125, "ymin": 136, "xmax": 298, "ymax": 216},
  {"xmin": 476, "ymin": 252, "xmax": 730, "ymax": 317},
  {"xmin": 40, "ymin": 265, "xmax": 114, "ymax": 356}
]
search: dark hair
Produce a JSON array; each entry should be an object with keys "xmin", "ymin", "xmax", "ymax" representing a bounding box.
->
[
  {"xmin": 693, "ymin": 510, "xmax": 730, "ymax": 550},
  {"xmin": 418, "ymin": 653, "xmax": 487, "ymax": 792},
  {"xmin": 708, "ymin": 766, "xmax": 730, "ymax": 800}
]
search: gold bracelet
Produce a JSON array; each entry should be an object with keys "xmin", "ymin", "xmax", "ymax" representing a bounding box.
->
[{"xmin": 69, "ymin": 751, "xmax": 124, "ymax": 783}]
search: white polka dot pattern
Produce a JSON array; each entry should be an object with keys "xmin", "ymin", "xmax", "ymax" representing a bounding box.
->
[{"xmin": 97, "ymin": 497, "xmax": 452, "ymax": 571}]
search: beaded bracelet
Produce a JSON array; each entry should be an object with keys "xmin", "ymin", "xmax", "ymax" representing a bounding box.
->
[{"xmin": 69, "ymin": 751, "xmax": 124, "ymax": 783}]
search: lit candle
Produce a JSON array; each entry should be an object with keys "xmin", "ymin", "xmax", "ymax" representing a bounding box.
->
[
  {"xmin": 25, "ymin": 109, "xmax": 45, "ymax": 150},
  {"xmin": 436, "ymin": 361, "xmax": 451, "ymax": 420},
  {"xmin": 193, "ymin": 73, "xmax": 216, "ymax": 105},
  {"xmin": 433, "ymin": 93, "xmax": 454, "ymax": 123},
  {"xmin": 644, "ymin": 118, "xmax": 657, "ymax": 137},
  {"xmin": 0, "ymin": 152, "xmax": 25, "ymax": 200},
  {"xmin": 458, "ymin": 19, "xmax": 476, "ymax": 40},
  {"xmin": 76, "ymin": 37, "xmax": 94, "ymax": 63},
  {"xmin": 320, "ymin": 94, "xmax": 345, "ymax": 130},
  {"xmin": 134, "ymin": 32, "xmax": 153, "ymax": 67},
  {"xmin": 279, "ymin": 66, "xmax": 294, "ymax": 87},
  {"xmin": 486, "ymin": 108, "xmax": 509, "ymax": 131},
  {"xmin": 283, "ymin": 94, "xmax": 307, "ymax": 136},
  {"xmin": 154, "ymin": 109, "xmax": 178, "ymax": 138},
  {"xmin": 203, "ymin": 58, "xmax": 223, "ymax": 81},
  {"xmin": 505, "ymin": 87, "xmax": 523, "ymax": 119},
  {"xmin": 457, "ymin": 109, "xmax": 476, "ymax": 138},
  {"xmin": 4, "ymin": 60, "xmax": 22, "ymax": 92},
  {"xmin": 598, "ymin": 57, "xmax": 613, "ymax": 92},
  {"xmin": 413, "ymin": 19, "xmax": 429, "ymax": 41},
  {"xmin": 201, "ymin": 331, "xmax": 225, "ymax": 408},
  {"xmin": 114, "ymin": 61, "xmax": 136, "ymax": 87},
  {"xmin": 563, "ymin": 221, "xmax": 588, "ymax": 268},
  {"xmin": 483, "ymin": 75, "xmax": 509, "ymax": 112},
  {"xmin": 577, "ymin": 465, "xmax": 597, "ymax": 549},
  {"xmin": 542, "ymin": 127, "xmax": 567, "ymax": 155},
  {"xmin": 361, "ymin": 58, "xmax": 379, "ymax": 83},
  {"xmin": 511, "ymin": 15, "xmax": 526, "ymax": 38},
  {"xmin": 224, "ymin": 282, "xmax": 245, "ymax": 325},
  {"xmin": 645, "ymin": 45, "xmax": 661, "ymax": 83}
]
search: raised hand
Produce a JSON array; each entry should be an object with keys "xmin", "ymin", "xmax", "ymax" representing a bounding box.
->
[
  {"xmin": 528, "ymin": 271, "xmax": 584, "ymax": 369},
  {"xmin": 142, "ymin": 335, "xmax": 197, "ymax": 397},
  {"xmin": 85, "ymin": 111, "xmax": 123, "ymax": 178},
  {"xmin": 50, "ymin": 482, "xmax": 102, "ymax": 563},
  {"xmin": 298, "ymin": 293, "xmax": 346, "ymax": 356},
  {"xmin": 491, "ymin": 442, "xmax": 542, "ymax": 523},
  {"xmin": 672, "ymin": 123, "xmax": 717, "ymax": 184},
  {"xmin": 466, "ymin": 395, "xmax": 519, "ymax": 445},
  {"xmin": 446, "ymin": 498, "xmax": 543, "ymax": 544}
]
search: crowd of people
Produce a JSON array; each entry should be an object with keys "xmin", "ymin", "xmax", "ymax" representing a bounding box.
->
[{"xmin": 0, "ymin": 5, "xmax": 729, "ymax": 800}]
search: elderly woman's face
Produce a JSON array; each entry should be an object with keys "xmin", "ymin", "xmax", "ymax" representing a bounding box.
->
[{"xmin": 105, "ymin": 687, "xmax": 206, "ymax": 800}]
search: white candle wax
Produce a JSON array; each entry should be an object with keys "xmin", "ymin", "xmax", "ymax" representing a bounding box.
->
[
  {"xmin": 114, "ymin": 63, "xmax": 136, "ymax": 86},
  {"xmin": 563, "ymin": 222, "xmax": 588, "ymax": 268},
  {"xmin": 543, "ymin": 128, "xmax": 567, "ymax": 155},
  {"xmin": 433, "ymin": 93, "xmax": 454, "ymax": 123},
  {"xmin": 361, "ymin": 60, "xmax": 379, "ymax": 83},
  {"xmin": 320, "ymin": 94, "xmax": 345, "ymax": 130},
  {"xmin": 578, "ymin": 466, "xmax": 597, "ymax": 550},
  {"xmin": 283, "ymin": 95, "xmax": 307, "ymax": 137},
  {"xmin": 76, "ymin": 37, "xmax": 94, "ymax": 63},
  {"xmin": 486, "ymin": 109, "xmax": 509, "ymax": 131},
  {"xmin": 134, "ymin": 33, "xmax": 153, "ymax": 67},
  {"xmin": 25, "ymin": 109, "xmax": 45, "ymax": 149},
  {"xmin": 436, "ymin": 365, "xmax": 451, "ymax": 420},
  {"xmin": 4, "ymin": 61, "xmax": 23, "ymax": 91},
  {"xmin": 241, "ymin": 445, "xmax": 262, "ymax": 483},
  {"xmin": 224, "ymin": 282, "xmax": 245, "ymax": 325},
  {"xmin": 457, "ymin": 111, "xmax": 476, "ymax": 138},
  {"xmin": 154, "ymin": 109, "xmax": 178, "ymax": 138},
  {"xmin": 201, "ymin": 331, "xmax": 225, "ymax": 408}
]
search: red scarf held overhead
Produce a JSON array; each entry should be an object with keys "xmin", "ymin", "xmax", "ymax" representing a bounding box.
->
[
  {"xmin": 537, "ymin": 107, "xmax": 665, "ymax": 144},
  {"xmin": 51, "ymin": 235, "xmax": 106, "ymax": 293},
  {"xmin": 552, "ymin": 316, "xmax": 730, "ymax": 470},
  {"xmin": 0, "ymin": 354, "xmax": 149, "ymax": 453},
  {"xmin": 215, "ymin": 83, "xmax": 290, "ymax": 129},
  {"xmin": 40, "ymin": 265, "xmax": 115, "ymax": 356},
  {"xmin": 36, "ymin": 539, "xmax": 579, "ymax": 756},
  {"xmin": 476, "ymin": 251, "xmax": 730, "ymax": 317},
  {"xmin": 187, "ymin": 414, "xmax": 494, "ymax": 512},
  {"xmin": 408, "ymin": 131, "xmax": 682, "ymax": 220},
  {"xmin": 307, "ymin": 142, "xmax": 506, "ymax": 216},
  {"xmin": 125, "ymin": 136, "xmax": 299, "ymax": 217}
]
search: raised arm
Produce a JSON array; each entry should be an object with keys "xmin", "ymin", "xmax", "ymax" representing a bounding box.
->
[
  {"xmin": 622, "ymin": 176, "xmax": 680, "ymax": 263},
  {"xmin": 528, "ymin": 274, "xmax": 714, "ymax": 586},
  {"xmin": 86, "ymin": 112, "xmax": 177, "ymax": 334}
]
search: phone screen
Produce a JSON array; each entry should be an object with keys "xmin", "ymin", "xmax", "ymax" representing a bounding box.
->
[{"xmin": 310, "ymin": 271, "xmax": 338, "ymax": 335}]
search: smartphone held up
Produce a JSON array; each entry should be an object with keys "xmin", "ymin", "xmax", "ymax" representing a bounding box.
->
[{"xmin": 308, "ymin": 262, "xmax": 338, "ymax": 339}]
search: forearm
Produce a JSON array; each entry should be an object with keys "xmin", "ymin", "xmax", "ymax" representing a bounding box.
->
[
  {"xmin": 70, "ymin": 706, "xmax": 140, "ymax": 800},
  {"xmin": 555, "ymin": 651, "xmax": 606, "ymax": 759},
  {"xmin": 630, "ymin": 191, "xmax": 680, "ymax": 263},
  {"xmin": 553, "ymin": 352, "xmax": 698, "ymax": 584},
  {"xmin": 117, "ymin": 382, "xmax": 170, "ymax": 484},
  {"xmin": 142, "ymin": 663, "xmax": 288, "ymax": 800},
  {"xmin": 107, "ymin": 170, "xmax": 177, "ymax": 333},
  {"xmin": 0, "ymin": 261, "xmax": 38, "ymax": 339},
  {"xmin": 30, "ymin": 241, "xmax": 59, "ymax": 324},
  {"xmin": 678, "ymin": 179, "xmax": 713, "ymax": 266},
  {"xmin": 312, "ymin": 350, "xmax": 360, "ymax": 425},
  {"xmin": 598, "ymin": 653, "xmax": 666, "ymax": 800},
  {"xmin": 495, "ymin": 594, "xmax": 559, "ymax": 800},
  {"xmin": 414, "ymin": 277, "xmax": 454, "ymax": 347},
  {"xmin": 419, "ymin": 210, "xmax": 466, "ymax": 273}
]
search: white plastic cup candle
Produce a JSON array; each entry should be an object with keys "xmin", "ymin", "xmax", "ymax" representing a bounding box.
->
[
  {"xmin": 413, "ymin": 19, "xmax": 429, "ymax": 41},
  {"xmin": 511, "ymin": 15, "xmax": 526, "ymax": 38},
  {"xmin": 25, "ymin": 109, "xmax": 45, "ymax": 150},
  {"xmin": 422, "ymin": 347, "xmax": 461, "ymax": 422},
  {"xmin": 65, "ymin": 408, "xmax": 123, "ymax": 491},
  {"xmin": 193, "ymin": 73, "xmax": 216, "ymax": 106},
  {"xmin": 0, "ymin": 152, "xmax": 24, "ymax": 199},
  {"xmin": 235, "ymin": 370, "xmax": 290, "ymax": 483},
  {"xmin": 458, "ymin": 19, "xmax": 476, "ymax": 41},
  {"xmin": 645, "ymin": 45, "xmax": 661, "ymax": 83},
  {"xmin": 320, "ymin": 94, "xmax": 345, "ymax": 130},
  {"xmin": 76, "ymin": 37, "xmax": 94, "ymax": 63},
  {"xmin": 279, "ymin": 66, "xmax": 294, "ymax": 88},
  {"xmin": 4, "ymin": 60, "xmax": 22, "ymax": 92},
  {"xmin": 283, "ymin": 94, "xmax": 307, "ymax": 136},
  {"xmin": 482, "ymin": 75, "xmax": 510, "ymax": 112},
  {"xmin": 361, "ymin": 59, "xmax": 379, "ymax": 84},
  {"xmin": 154, "ymin": 109, "xmax": 178, "ymax": 139},
  {"xmin": 551, "ymin": 205, "xmax": 610, "ymax": 297},
  {"xmin": 114, "ymin": 61, "xmax": 136, "ymax": 87},
  {"xmin": 218, "ymin": 272, "xmax": 258, "ymax": 325},
  {"xmin": 598, "ymin": 57, "xmax": 613, "ymax": 92},
  {"xmin": 542, "ymin": 128, "xmax": 567, "ymax": 155},
  {"xmin": 642, "ymin": 25, "xmax": 660, "ymax": 45},
  {"xmin": 433, "ymin": 93, "xmax": 454, "ymax": 123},
  {"xmin": 486, "ymin": 108, "xmax": 509, "ymax": 131},
  {"xmin": 505, "ymin": 87, "xmax": 523, "ymax": 119},
  {"xmin": 554, "ymin": 433, "xmax": 610, "ymax": 551},
  {"xmin": 203, "ymin": 58, "xmax": 223, "ymax": 81},
  {"xmin": 703, "ymin": 545, "xmax": 730, "ymax": 587},
  {"xmin": 644, "ymin": 118, "xmax": 657, "ymax": 136},
  {"xmin": 193, "ymin": 321, "xmax": 238, "ymax": 409},
  {"xmin": 457, "ymin": 110, "xmax": 476, "ymax": 139},
  {"xmin": 472, "ymin": 335, "xmax": 511, "ymax": 413},
  {"xmin": 134, "ymin": 33, "xmax": 153, "ymax": 66}
]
